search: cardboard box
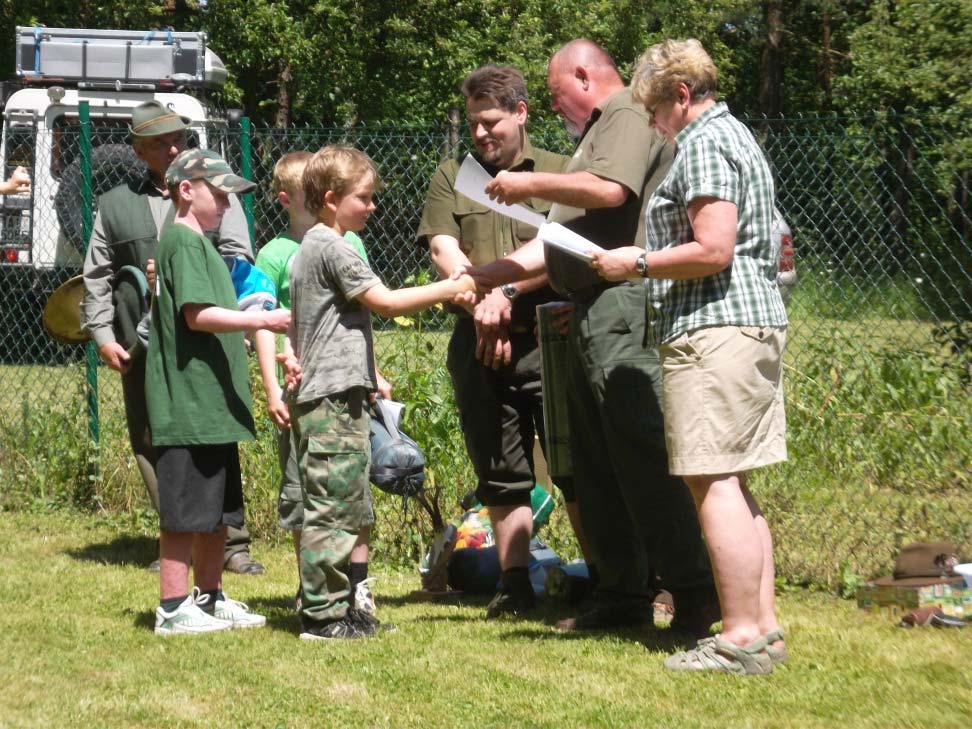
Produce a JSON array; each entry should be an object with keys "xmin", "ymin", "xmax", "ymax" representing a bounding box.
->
[{"xmin": 857, "ymin": 581, "xmax": 972, "ymax": 620}]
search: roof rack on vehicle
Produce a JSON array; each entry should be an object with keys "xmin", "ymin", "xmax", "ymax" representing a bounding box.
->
[{"xmin": 15, "ymin": 27, "xmax": 227, "ymax": 91}]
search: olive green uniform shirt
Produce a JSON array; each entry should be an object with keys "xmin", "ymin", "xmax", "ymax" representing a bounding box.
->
[
  {"xmin": 416, "ymin": 140, "xmax": 569, "ymax": 325},
  {"xmin": 545, "ymin": 88, "xmax": 673, "ymax": 295}
]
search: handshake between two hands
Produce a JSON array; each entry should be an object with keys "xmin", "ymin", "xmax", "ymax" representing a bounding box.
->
[{"xmin": 446, "ymin": 264, "xmax": 498, "ymax": 308}]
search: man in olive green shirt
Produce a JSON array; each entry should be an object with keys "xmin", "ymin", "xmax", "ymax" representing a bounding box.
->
[
  {"xmin": 416, "ymin": 65, "xmax": 589, "ymax": 618},
  {"xmin": 469, "ymin": 41, "xmax": 718, "ymax": 635}
]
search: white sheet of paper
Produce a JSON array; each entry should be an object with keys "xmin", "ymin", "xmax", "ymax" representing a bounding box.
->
[
  {"xmin": 454, "ymin": 154, "xmax": 547, "ymax": 228},
  {"xmin": 538, "ymin": 222, "xmax": 603, "ymax": 262},
  {"xmin": 377, "ymin": 398, "xmax": 406, "ymax": 429}
]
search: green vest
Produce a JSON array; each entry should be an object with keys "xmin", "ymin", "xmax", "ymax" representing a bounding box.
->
[
  {"xmin": 96, "ymin": 179, "xmax": 175, "ymax": 272},
  {"xmin": 96, "ymin": 180, "xmax": 175, "ymax": 349}
]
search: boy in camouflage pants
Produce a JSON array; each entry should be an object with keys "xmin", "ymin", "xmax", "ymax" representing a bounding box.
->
[{"xmin": 283, "ymin": 146, "xmax": 477, "ymax": 640}]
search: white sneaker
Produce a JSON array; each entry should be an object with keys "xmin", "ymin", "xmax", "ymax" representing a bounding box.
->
[
  {"xmin": 214, "ymin": 593, "xmax": 267, "ymax": 629},
  {"xmin": 155, "ymin": 589, "xmax": 233, "ymax": 636},
  {"xmin": 354, "ymin": 577, "xmax": 377, "ymax": 616}
]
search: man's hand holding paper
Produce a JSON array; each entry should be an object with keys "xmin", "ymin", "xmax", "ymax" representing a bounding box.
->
[{"xmin": 484, "ymin": 170, "xmax": 534, "ymax": 205}]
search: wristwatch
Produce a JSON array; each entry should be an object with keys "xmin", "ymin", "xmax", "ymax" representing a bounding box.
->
[
  {"xmin": 635, "ymin": 252, "xmax": 649, "ymax": 278},
  {"xmin": 500, "ymin": 283, "xmax": 519, "ymax": 301}
]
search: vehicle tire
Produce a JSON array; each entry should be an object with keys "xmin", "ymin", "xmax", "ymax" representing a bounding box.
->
[{"xmin": 54, "ymin": 143, "xmax": 147, "ymax": 253}]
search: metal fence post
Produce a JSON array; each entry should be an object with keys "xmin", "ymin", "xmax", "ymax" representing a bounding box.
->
[
  {"xmin": 239, "ymin": 116, "xmax": 255, "ymax": 244},
  {"xmin": 79, "ymin": 101, "xmax": 99, "ymax": 473}
]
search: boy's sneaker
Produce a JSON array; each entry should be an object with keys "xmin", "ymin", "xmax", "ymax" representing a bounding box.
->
[
  {"xmin": 299, "ymin": 607, "xmax": 380, "ymax": 641},
  {"xmin": 214, "ymin": 593, "xmax": 267, "ymax": 629},
  {"xmin": 154, "ymin": 591, "xmax": 233, "ymax": 636},
  {"xmin": 354, "ymin": 577, "xmax": 378, "ymax": 616}
]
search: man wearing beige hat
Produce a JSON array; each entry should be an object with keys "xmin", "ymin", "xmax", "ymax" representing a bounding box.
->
[{"xmin": 80, "ymin": 100, "xmax": 263, "ymax": 574}]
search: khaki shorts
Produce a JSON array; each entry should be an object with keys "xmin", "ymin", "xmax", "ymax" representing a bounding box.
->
[{"xmin": 660, "ymin": 325, "xmax": 787, "ymax": 476}]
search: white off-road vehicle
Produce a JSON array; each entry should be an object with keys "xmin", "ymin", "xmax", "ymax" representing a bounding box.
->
[{"xmin": 0, "ymin": 27, "xmax": 230, "ymax": 361}]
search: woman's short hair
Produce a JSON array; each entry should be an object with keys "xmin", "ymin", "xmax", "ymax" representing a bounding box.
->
[
  {"xmin": 631, "ymin": 38, "xmax": 718, "ymax": 109},
  {"xmin": 302, "ymin": 145, "xmax": 382, "ymax": 218}
]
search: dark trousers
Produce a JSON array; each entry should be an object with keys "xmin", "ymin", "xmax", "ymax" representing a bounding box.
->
[
  {"xmin": 447, "ymin": 319, "xmax": 573, "ymax": 507},
  {"xmin": 564, "ymin": 285, "xmax": 713, "ymax": 604},
  {"xmin": 122, "ymin": 353, "xmax": 251, "ymax": 559}
]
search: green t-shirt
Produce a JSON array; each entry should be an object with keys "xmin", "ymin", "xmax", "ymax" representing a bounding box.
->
[
  {"xmin": 344, "ymin": 230, "xmax": 368, "ymax": 262},
  {"xmin": 146, "ymin": 223, "xmax": 255, "ymax": 446},
  {"xmin": 256, "ymin": 231, "xmax": 369, "ymax": 310}
]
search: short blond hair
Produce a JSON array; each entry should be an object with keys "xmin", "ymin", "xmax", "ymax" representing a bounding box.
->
[
  {"xmin": 271, "ymin": 151, "xmax": 312, "ymax": 196},
  {"xmin": 631, "ymin": 39, "xmax": 717, "ymax": 109},
  {"xmin": 302, "ymin": 145, "xmax": 381, "ymax": 219}
]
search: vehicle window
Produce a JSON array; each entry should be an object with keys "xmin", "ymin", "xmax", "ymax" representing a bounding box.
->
[
  {"xmin": 4, "ymin": 124, "xmax": 35, "ymax": 178},
  {"xmin": 49, "ymin": 115, "xmax": 200, "ymax": 178}
]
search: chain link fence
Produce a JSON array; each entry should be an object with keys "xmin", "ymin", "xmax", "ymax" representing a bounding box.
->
[{"xmin": 1, "ymin": 113, "xmax": 970, "ymax": 587}]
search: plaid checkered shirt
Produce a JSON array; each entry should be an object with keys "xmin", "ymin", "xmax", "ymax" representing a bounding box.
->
[{"xmin": 645, "ymin": 102, "xmax": 788, "ymax": 344}]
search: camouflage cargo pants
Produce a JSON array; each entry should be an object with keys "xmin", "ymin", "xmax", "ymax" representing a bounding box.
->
[{"xmin": 292, "ymin": 387, "xmax": 374, "ymax": 624}]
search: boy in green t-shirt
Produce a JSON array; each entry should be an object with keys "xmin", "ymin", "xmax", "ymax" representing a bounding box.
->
[
  {"xmin": 280, "ymin": 145, "xmax": 477, "ymax": 640},
  {"xmin": 147, "ymin": 149, "xmax": 290, "ymax": 636},
  {"xmin": 254, "ymin": 152, "xmax": 387, "ymax": 618}
]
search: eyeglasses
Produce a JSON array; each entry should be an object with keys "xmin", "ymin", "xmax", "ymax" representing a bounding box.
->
[{"xmin": 646, "ymin": 98, "xmax": 665, "ymax": 123}]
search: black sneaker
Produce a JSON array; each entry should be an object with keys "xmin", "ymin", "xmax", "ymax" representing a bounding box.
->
[
  {"xmin": 351, "ymin": 606, "xmax": 397, "ymax": 633},
  {"xmin": 485, "ymin": 571, "xmax": 536, "ymax": 620},
  {"xmin": 299, "ymin": 608, "xmax": 378, "ymax": 641}
]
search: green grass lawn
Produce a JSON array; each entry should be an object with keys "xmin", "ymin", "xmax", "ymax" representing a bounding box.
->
[{"xmin": 1, "ymin": 511, "xmax": 970, "ymax": 728}]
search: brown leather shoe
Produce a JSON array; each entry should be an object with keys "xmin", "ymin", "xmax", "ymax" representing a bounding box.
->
[
  {"xmin": 669, "ymin": 599, "xmax": 722, "ymax": 640},
  {"xmin": 485, "ymin": 568, "xmax": 536, "ymax": 620},
  {"xmin": 554, "ymin": 601, "xmax": 653, "ymax": 632},
  {"xmin": 224, "ymin": 552, "xmax": 265, "ymax": 575}
]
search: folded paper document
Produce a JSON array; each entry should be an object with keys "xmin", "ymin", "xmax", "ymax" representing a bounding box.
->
[
  {"xmin": 538, "ymin": 222, "xmax": 603, "ymax": 262},
  {"xmin": 454, "ymin": 154, "xmax": 546, "ymax": 228}
]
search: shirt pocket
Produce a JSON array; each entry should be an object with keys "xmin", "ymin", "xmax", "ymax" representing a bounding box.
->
[{"xmin": 455, "ymin": 209, "xmax": 499, "ymax": 264}]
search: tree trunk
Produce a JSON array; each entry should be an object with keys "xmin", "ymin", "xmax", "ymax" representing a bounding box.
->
[
  {"xmin": 274, "ymin": 61, "xmax": 293, "ymax": 128},
  {"xmin": 820, "ymin": 0, "xmax": 833, "ymax": 104},
  {"xmin": 445, "ymin": 107, "xmax": 461, "ymax": 161},
  {"xmin": 759, "ymin": 0, "xmax": 785, "ymax": 116}
]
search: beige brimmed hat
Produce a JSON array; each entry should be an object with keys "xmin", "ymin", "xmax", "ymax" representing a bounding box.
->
[
  {"xmin": 165, "ymin": 148, "xmax": 256, "ymax": 194},
  {"xmin": 42, "ymin": 275, "xmax": 89, "ymax": 345},
  {"xmin": 129, "ymin": 100, "xmax": 191, "ymax": 138}
]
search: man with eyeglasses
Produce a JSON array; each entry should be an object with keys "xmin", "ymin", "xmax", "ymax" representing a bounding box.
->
[{"xmin": 80, "ymin": 100, "xmax": 263, "ymax": 575}]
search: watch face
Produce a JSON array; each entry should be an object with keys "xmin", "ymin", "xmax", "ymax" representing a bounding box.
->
[{"xmin": 636, "ymin": 255, "xmax": 647, "ymax": 276}]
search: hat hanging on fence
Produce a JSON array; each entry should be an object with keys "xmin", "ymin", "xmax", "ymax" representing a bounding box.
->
[
  {"xmin": 872, "ymin": 542, "xmax": 964, "ymax": 587},
  {"xmin": 42, "ymin": 275, "xmax": 89, "ymax": 345}
]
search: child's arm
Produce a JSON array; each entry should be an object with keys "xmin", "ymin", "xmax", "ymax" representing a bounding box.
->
[
  {"xmin": 255, "ymin": 329, "xmax": 290, "ymax": 427},
  {"xmin": 276, "ymin": 321, "xmax": 301, "ymax": 392},
  {"xmin": 356, "ymin": 274, "xmax": 477, "ymax": 318},
  {"xmin": 184, "ymin": 304, "xmax": 290, "ymax": 335}
]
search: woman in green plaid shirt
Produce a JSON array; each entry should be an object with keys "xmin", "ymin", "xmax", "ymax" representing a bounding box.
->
[{"xmin": 590, "ymin": 39, "xmax": 788, "ymax": 675}]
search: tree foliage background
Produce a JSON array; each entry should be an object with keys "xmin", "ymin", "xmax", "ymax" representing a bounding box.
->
[{"xmin": 3, "ymin": 1, "xmax": 970, "ymax": 126}]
